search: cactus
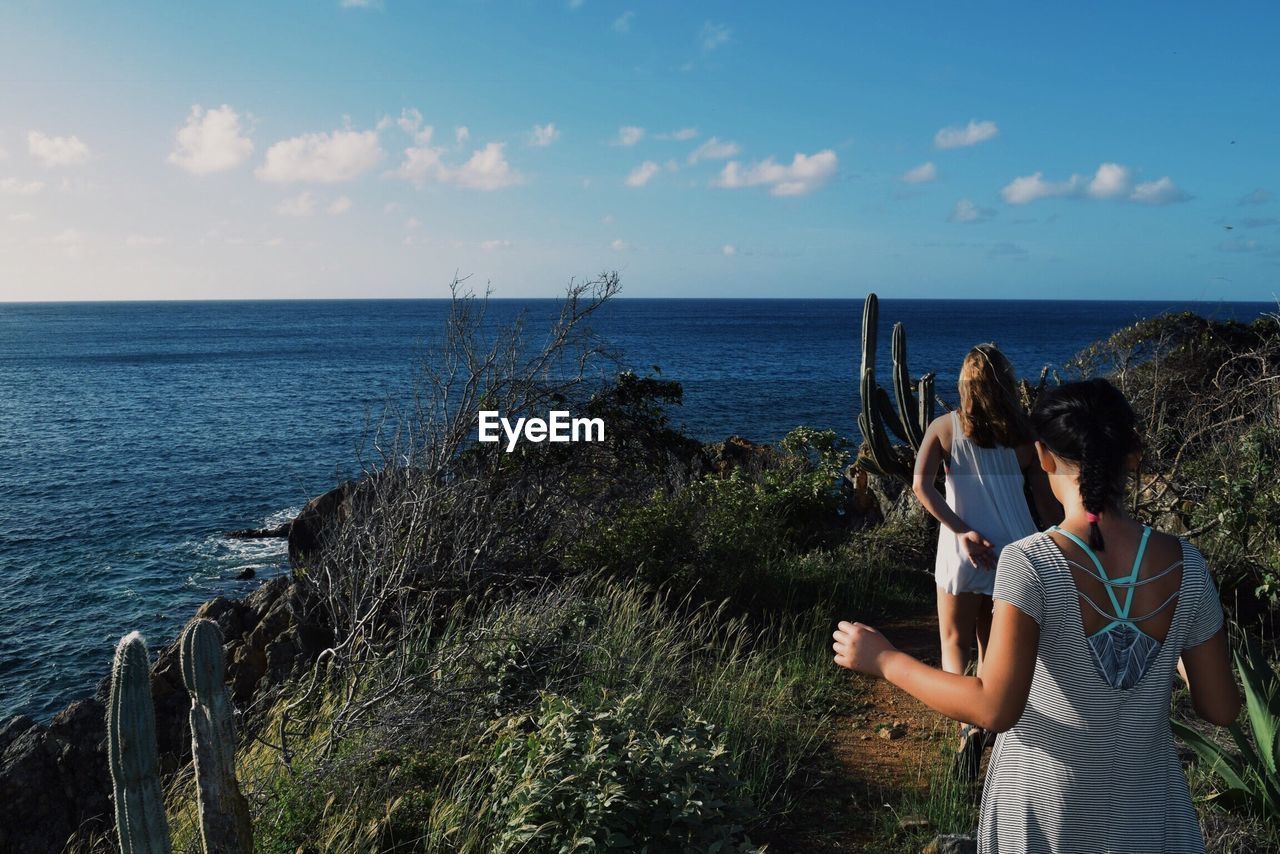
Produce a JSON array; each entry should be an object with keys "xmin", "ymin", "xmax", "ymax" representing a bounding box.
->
[
  {"xmin": 108, "ymin": 632, "xmax": 173, "ymax": 854},
  {"xmin": 857, "ymin": 293, "xmax": 937, "ymax": 482},
  {"xmin": 857, "ymin": 294, "xmax": 910, "ymax": 480},
  {"xmin": 181, "ymin": 619, "xmax": 254, "ymax": 854}
]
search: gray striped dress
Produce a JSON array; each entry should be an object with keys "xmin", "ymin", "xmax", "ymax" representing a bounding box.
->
[{"xmin": 980, "ymin": 532, "xmax": 1224, "ymax": 854}]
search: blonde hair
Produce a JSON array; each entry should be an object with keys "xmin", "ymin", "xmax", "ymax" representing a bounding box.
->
[{"xmin": 957, "ymin": 343, "xmax": 1031, "ymax": 448}]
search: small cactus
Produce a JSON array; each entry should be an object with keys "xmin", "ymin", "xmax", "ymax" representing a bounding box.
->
[
  {"xmin": 107, "ymin": 632, "xmax": 173, "ymax": 854},
  {"xmin": 181, "ymin": 619, "xmax": 254, "ymax": 854}
]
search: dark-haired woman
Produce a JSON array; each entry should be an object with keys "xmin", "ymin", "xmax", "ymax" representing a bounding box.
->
[
  {"xmin": 912, "ymin": 344, "xmax": 1059, "ymax": 774},
  {"xmin": 835, "ymin": 378, "xmax": 1238, "ymax": 853}
]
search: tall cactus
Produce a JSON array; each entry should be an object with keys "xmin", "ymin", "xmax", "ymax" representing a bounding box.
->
[
  {"xmin": 181, "ymin": 618, "xmax": 254, "ymax": 854},
  {"xmin": 857, "ymin": 293, "xmax": 937, "ymax": 482},
  {"xmin": 108, "ymin": 632, "xmax": 174, "ymax": 854},
  {"xmin": 857, "ymin": 293, "xmax": 910, "ymax": 480}
]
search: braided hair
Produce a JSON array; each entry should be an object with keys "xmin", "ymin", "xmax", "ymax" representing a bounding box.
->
[{"xmin": 1031, "ymin": 379, "xmax": 1141, "ymax": 551}]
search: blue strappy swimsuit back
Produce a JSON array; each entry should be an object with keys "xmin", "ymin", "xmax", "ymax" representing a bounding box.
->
[{"xmin": 1051, "ymin": 524, "xmax": 1182, "ymax": 690}]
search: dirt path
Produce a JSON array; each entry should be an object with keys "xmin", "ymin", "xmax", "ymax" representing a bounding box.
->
[{"xmin": 769, "ymin": 610, "xmax": 972, "ymax": 853}]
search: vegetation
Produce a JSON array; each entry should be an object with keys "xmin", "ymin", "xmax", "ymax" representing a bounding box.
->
[{"xmin": 140, "ymin": 285, "xmax": 1278, "ymax": 852}]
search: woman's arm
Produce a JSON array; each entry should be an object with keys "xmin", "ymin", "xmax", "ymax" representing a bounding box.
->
[
  {"xmin": 1017, "ymin": 444, "xmax": 1063, "ymax": 527},
  {"xmin": 834, "ymin": 601, "xmax": 1040, "ymax": 732},
  {"xmin": 1179, "ymin": 629, "xmax": 1240, "ymax": 726},
  {"xmin": 912, "ymin": 415, "xmax": 996, "ymax": 569}
]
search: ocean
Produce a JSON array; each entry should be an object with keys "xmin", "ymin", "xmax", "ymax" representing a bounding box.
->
[{"xmin": 0, "ymin": 297, "xmax": 1272, "ymax": 721}]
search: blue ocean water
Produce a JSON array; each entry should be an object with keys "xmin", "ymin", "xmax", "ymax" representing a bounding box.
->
[{"xmin": 0, "ymin": 297, "xmax": 1272, "ymax": 721}]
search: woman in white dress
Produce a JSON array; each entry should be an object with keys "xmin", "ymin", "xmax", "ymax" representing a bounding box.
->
[{"xmin": 911, "ymin": 344, "xmax": 1060, "ymax": 773}]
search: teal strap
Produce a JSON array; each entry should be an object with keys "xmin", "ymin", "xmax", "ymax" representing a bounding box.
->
[
  {"xmin": 1051, "ymin": 526, "xmax": 1126, "ymax": 617},
  {"xmin": 1051, "ymin": 524, "xmax": 1155, "ymax": 626}
]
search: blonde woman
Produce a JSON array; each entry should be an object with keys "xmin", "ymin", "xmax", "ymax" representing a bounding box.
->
[{"xmin": 912, "ymin": 344, "xmax": 1060, "ymax": 775}]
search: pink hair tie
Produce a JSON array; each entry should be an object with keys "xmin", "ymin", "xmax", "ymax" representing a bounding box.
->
[{"xmin": 1086, "ymin": 512, "xmax": 1099, "ymax": 523}]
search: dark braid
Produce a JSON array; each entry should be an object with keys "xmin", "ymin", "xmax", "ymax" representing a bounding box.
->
[{"xmin": 1031, "ymin": 379, "xmax": 1141, "ymax": 552}]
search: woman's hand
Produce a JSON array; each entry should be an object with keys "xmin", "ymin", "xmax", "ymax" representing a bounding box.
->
[
  {"xmin": 958, "ymin": 530, "xmax": 996, "ymax": 569},
  {"xmin": 833, "ymin": 621, "xmax": 897, "ymax": 678}
]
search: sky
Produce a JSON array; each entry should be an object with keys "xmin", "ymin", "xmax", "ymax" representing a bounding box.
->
[{"xmin": 1, "ymin": 1, "xmax": 1278, "ymax": 301}]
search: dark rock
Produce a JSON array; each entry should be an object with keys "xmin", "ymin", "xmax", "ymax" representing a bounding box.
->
[
  {"xmin": 225, "ymin": 522, "xmax": 291, "ymax": 539},
  {"xmin": 288, "ymin": 480, "xmax": 360, "ymax": 567},
  {"xmin": 235, "ymin": 567, "xmax": 256, "ymax": 580},
  {"xmin": 922, "ymin": 834, "xmax": 977, "ymax": 854}
]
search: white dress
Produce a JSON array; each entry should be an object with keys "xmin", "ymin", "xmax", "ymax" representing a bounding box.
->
[{"xmin": 935, "ymin": 411, "xmax": 1036, "ymax": 596}]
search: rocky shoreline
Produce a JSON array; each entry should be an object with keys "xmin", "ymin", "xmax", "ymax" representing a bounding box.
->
[{"xmin": 0, "ymin": 483, "xmax": 351, "ymax": 854}]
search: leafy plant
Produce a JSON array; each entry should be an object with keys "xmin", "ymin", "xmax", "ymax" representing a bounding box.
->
[
  {"xmin": 1173, "ymin": 636, "xmax": 1280, "ymax": 816},
  {"xmin": 471, "ymin": 691, "xmax": 761, "ymax": 853}
]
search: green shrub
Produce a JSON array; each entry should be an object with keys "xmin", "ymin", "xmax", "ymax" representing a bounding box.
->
[
  {"xmin": 568, "ymin": 426, "xmax": 858, "ymax": 611},
  {"xmin": 1173, "ymin": 635, "xmax": 1280, "ymax": 817},
  {"xmin": 467, "ymin": 691, "xmax": 760, "ymax": 853}
]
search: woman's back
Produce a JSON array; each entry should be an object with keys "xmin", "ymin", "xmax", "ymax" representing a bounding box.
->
[
  {"xmin": 945, "ymin": 410, "xmax": 1035, "ymax": 550},
  {"xmin": 980, "ymin": 529, "xmax": 1224, "ymax": 853}
]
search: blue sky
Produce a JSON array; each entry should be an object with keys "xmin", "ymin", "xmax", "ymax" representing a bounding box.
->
[{"xmin": 1, "ymin": 1, "xmax": 1277, "ymax": 301}]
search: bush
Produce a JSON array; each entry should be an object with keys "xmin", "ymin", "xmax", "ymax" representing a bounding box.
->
[
  {"xmin": 1190, "ymin": 426, "xmax": 1280, "ymax": 605},
  {"xmin": 568, "ymin": 426, "xmax": 858, "ymax": 611},
  {"xmin": 470, "ymin": 691, "xmax": 760, "ymax": 853}
]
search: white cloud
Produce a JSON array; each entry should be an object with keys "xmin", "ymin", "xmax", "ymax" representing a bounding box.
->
[
  {"xmin": 713, "ymin": 149, "xmax": 838, "ymax": 197},
  {"xmin": 340, "ymin": 0, "xmax": 379, "ymax": 8},
  {"xmin": 528, "ymin": 123, "xmax": 560, "ymax": 147},
  {"xmin": 700, "ymin": 21, "xmax": 731, "ymax": 51},
  {"xmin": 125, "ymin": 234, "xmax": 168, "ymax": 247},
  {"xmin": 451, "ymin": 143, "xmax": 522, "ymax": 190},
  {"xmin": 405, "ymin": 217, "xmax": 423, "ymax": 230},
  {"xmin": 1087, "ymin": 162, "xmax": 1130, "ymax": 199},
  {"xmin": 0, "ymin": 144, "xmax": 7, "ymax": 161},
  {"xmin": 327, "ymin": 195, "xmax": 352, "ymax": 215},
  {"xmin": 933, "ymin": 119, "xmax": 999, "ymax": 150},
  {"xmin": 256, "ymin": 127, "xmax": 382, "ymax": 183},
  {"xmin": 567, "ymin": 0, "xmax": 586, "ymax": 8},
  {"xmin": 615, "ymin": 126, "xmax": 645, "ymax": 147},
  {"xmin": 168, "ymin": 105, "xmax": 253, "ymax": 175},
  {"xmin": 28, "ymin": 131, "xmax": 91, "ymax": 167},
  {"xmin": 8, "ymin": 212, "xmax": 35, "ymax": 222},
  {"xmin": 949, "ymin": 198, "xmax": 992, "ymax": 223},
  {"xmin": 455, "ymin": 126, "xmax": 470, "ymax": 145},
  {"xmin": 721, "ymin": 243, "xmax": 736, "ymax": 256},
  {"xmin": 613, "ymin": 11, "xmax": 634, "ymax": 33},
  {"xmin": 658, "ymin": 127, "xmax": 699, "ymax": 141},
  {"xmin": 265, "ymin": 236, "xmax": 285, "ymax": 247},
  {"xmin": 0, "ymin": 177, "xmax": 45, "ymax": 195},
  {"xmin": 625, "ymin": 160, "xmax": 661, "ymax": 187},
  {"xmin": 687, "ymin": 136, "xmax": 740, "ymax": 164},
  {"xmin": 610, "ymin": 238, "xmax": 630, "ymax": 251},
  {"xmin": 902, "ymin": 161, "xmax": 937, "ymax": 184},
  {"xmin": 1129, "ymin": 176, "xmax": 1189, "ymax": 205},
  {"xmin": 601, "ymin": 213, "xmax": 615, "ymax": 225},
  {"xmin": 1002, "ymin": 163, "xmax": 1188, "ymax": 206},
  {"xmin": 275, "ymin": 192, "xmax": 318, "ymax": 216},
  {"xmin": 479, "ymin": 239, "xmax": 511, "ymax": 251},
  {"xmin": 1001, "ymin": 171, "xmax": 1083, "ymax": 205}
]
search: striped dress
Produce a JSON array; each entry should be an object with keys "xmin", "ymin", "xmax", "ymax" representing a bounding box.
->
[{"xmin": 980, "ymin": 532, "xmax": 1225, "ymax": 854}]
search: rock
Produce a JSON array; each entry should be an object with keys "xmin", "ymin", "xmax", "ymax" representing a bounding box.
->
[
  {"xmin": 878, "ymin": 724, "xmax": 905, "ymax": 740},
  {"xmin": 225, "ymin": 522, "xmax": 291, "ymax": 539},
  {"xmin": 288, "ymin": 480, "xmax": 361, "ymax": 567},
  {"xmin": 922, "ymin": 833, "xmax": 977, "ymax": 854},
  {"xmin": 705, "ymin": 435, "xmax": 775, "ymax": 477},
  {"xmin": 235, "ymin": 567, "xmax": 256, "ymax": 580}
]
